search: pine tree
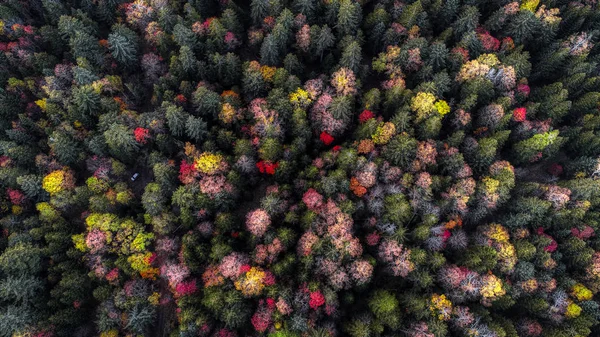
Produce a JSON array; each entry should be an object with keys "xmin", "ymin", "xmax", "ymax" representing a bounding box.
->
[
  {"xmin": 186, "ymin": 115, "xmax": 208, "ymax": 142},
  {"xmin": 329, "ymin": 95, "xmax": 353, "ymax": 122},
  {"xmin": 69, "ymin": 31, "xmax": 103, "ymax": 66},
  {"xmin": 50, "ymin": 130, "xmax": 81, "ymax": 165},
  {"xmin": 261, "ymin": 33, "xmax": 282, "ymax": 66},
  {"xmin": 178, "ymin": 45, "xmax": 198, "ymax": 74},
  {"xmin": 172, "ymin": 23, "xmax": 199, "ymax": 50},
  {"xmin": 383, "ymin": 133, "xmax": 418, "ymax": 170},
  {"xmin": 367, "ymin": 21, "xmax": 386, "ymax": 54},
  {"xmin": 221, "ymin": 8, "xmax": 243, "ymax": 36},
  {"xmin": 0, "ymin": 243, "xmax": 43, "ymax": 276},
  {"xmin": 438, "ymin": 0, "xmax": 460, "ymax": 28},
  {"xmin": 0, "ymin": 274, "xmax": 44, "ymax": 304},
  {"xmin": 104, "ymin": 123, "xmax": 140, "ymax": 160},
  {"xmin": 293, "ymin": 0, "xmax": 317, "ymax": 21},
  {"xmin": 399, "ymin": 0, "xmax": 423, "ymax": 28},
  {"xmin": 368, "ymin": 290, "xmax": 401, "ymax": 329},
  {"xmin": 506, "ymin": 10, "xmax": 541, "ymax": 45},
  {"xmin": 192, "ymin": 86, "xmax": 221, "ymax": 118},
  {"xmin": 41, "ymin": 0, "xmax": 68, "ymax": 24},
  {"xmin": 513, "ymin": 130, "xmax": 562, "ymax": 165},
  {"xmin": 126, "ymin": 303, "xmax": 156, "ymax": 335},
  {"xmin": 313, "ymin": 25, "xmax": 335, "ymax": 61},
  {"xmin": 0, "ymin": 305, "xmax": 38, "ymax": 337},
  {"xmin": 72, "ymin": 85, "xmax": 101, "ymax": 121},
  {"xmin": 453, "ymin": 5, "xmax": 480, "ymax": 38},
  {"xmin": 242, "ymin": 63, "xmax": 268, "ymax": 100},
  {"xmin": 532, "ymin": 82, "xmax": 571, "ymax": 121},
  {"xmin": 283, "ymin": 53, "xmax": 303, "ymax": 75},
  {"xmin": 211, "ymin": 52, "xmax": 241, "ymax": 87},
  {"xmin": 340, "ymin": 40, "xmax": 362, "ymax": 74},
  {"xmin": 337, "ymin": 0, "xmax": 361, "ymax": 37},
  {"xmin": 108, "ymin": 24, "xmax": 139, "ymax": 67},
  {"xmin": 16, "ymin": 175, "xmax": 43, "ymax": 199},
  {"xmin": 251, "ymin": 0, "xmax": 270, "ymax": 26},
  {"xmin": 164, "ymin": 102, "xmax": 187, "ymax": 137}
]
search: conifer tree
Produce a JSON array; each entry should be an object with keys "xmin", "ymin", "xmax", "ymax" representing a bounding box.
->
[
  {"xmin": 108, "ymin": 24, "xmax": 139, "ymax": 67},
  {"xmin": 104, "ymin": 124, "xmax": 140, "ymax": 160},
  {"xmin": 337, "ymin": 0, "xmax": 361, "ymax": 37}
]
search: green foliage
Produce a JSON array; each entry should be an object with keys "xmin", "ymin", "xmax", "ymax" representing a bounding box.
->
[
  {"xmin": 108, "ymin": 24, "xmax": 139, "ymax": 67},
  {"xmin": 513, "ymin": 130, "xmax": 561, "ymax": 165},
  {"xmin": 104, "ymin": 123, "xmax": 139, "ymax": 160},
  {"xmin": 0, "ymin": 243, "xmax": 42, "ymax": 276},
  {"xmin": 337, "ymin": 0, "xmax": 361, "ymax": 37},
  {"xmin": 142, "ymin": 183, "xmax": 167, "ymax": 216},
  {"xmin": 72, "ymin": 85, "xmax": 101, "ymax": 120},
  {"xmin": 186, "ymin": 115, "xmax": 208, "ymax": 142},
  {"xmin": 340, "ymin": 40, "xmax": 362, "ymax": 74},
  {"xmin": 383, "ymin": 133, "xmax": 418, "ymax": 170},
  {"xmin": 193, "ymin": 86, "xmax": 221, "ymax": 118},
  {"xmin": 368, "ymin": 290, "xmax": 401, "ymax": 329}
]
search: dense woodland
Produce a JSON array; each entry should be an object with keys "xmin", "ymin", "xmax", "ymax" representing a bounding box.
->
[{"xmin": 1, "ymin": 0, "xmax": 600, "ymax": 336}]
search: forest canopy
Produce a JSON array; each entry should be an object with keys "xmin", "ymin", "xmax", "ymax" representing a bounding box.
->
[{"xmin": 1, "ymin": 0, "xmax": 600, "ymax": 337}]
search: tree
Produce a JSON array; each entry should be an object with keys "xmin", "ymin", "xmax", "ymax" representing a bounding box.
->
[
  {"xmin": 0, "ymin": 305, "xmax": 38, "ymax": 337},
  {"xmin": 506, "ymin": 10, "xmax": 540, "ymax": 45},
  {"xmin": 398, "ymin": 0, "xmax": 423, "ymax": 28},
  {"xmin": 50, "ymin": 130, "xmax": 81, "ymax": 165},
  {"xmin": 337, "ymin": 0, "xmax": 361, "ymax": 37},
  {"xmin": 104, "ymin": 124, "xmax": 140, "ymax": 160},
  {"xmin": 126, "ymin": 303, "xmax": 156, "ymax": 335},
  {"xmin": 513, "ymin": 130, "xmax": 562, "ymax": 165},
  {"xmin": 243, "ymin": 62, "xmax": 268, "ymax": 100},
  {"xmin": 0, "ymin": 243, "xmax": 42, "ymax": 276},
  {"xmin": 383, "ymin": 133, "xmax": 417, "ymax": 170},
  {"xmin": 211, "ymin": 52, "xmax": 241, "ymax": 87},
  {"xmin": 0, "ymin": 274, "xmax": 45, "ymax": 304},
  {"xmin": 186, "ymin": 115, "xmax": 208, "ymax": 142},
  {"xmin": 427, "ymin": 42, "xmax": 448, "ymax": 71},
  {"xmin": 178, "ymin": 46, "xmax": 198, "ymax": 74},
  {"xmin": 251, "ymin": 0, "xmax": 270, "ymax": 25},
  {"xmin": 16, "ymin": 175, "xmax": 43, "ymax": 199},
  {"xmin": 293, "ymin": 0, "xmax": 317, "ymax": 21},
  {"xmin": 142, "ymin": 182, "xmax": 167, "ymax": 216},
  {"xmin": 340, "ymin": 40, "xmax": 362, "ymax": 73},
  {"xmin": 453, "ymin": 5, "xmax": 480, "ymax": 38},
  {"xmin": 108, "ymin": 24, "xmax": 139, "ymax": 67},
  {"xmin": 69, "ymin": 31, "xmax": 103, "ymax": 66},
  {"xmin": 313, "ymin": 25, "xmax": 334, "ymax": 61},
  {"xmin": 164, "ymin": 102, "xmax": 187, "ymax": 137},
  {"xmin": 193, "ymin": 86, "xmax": 221, "ymax": 118},
  {"xmin": 173, "ymin": 23, "xmax": 199, "ymax": 50},
  {"xmin": 368, "ymin": 290, "xmax": 401, "ymax": 329},
  {"xmin": 261, "ymin": 33, "xmax": 282, "ymax": 66},
  {"xmin": 72, "ymin": 85, "xmax": 101, "ymax": 121}
]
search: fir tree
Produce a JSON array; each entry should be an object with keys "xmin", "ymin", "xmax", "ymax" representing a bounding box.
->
[{"xmin": 108, "ymin": 24, "xmax": 139, "ymax": 67}]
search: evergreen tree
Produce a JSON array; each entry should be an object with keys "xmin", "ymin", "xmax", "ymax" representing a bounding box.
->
[
  {"xmin": 186, "ymin": 115, "xmax": 208, "ymax": 142},
  {"xmin": 178, "ymin": 45, "xmax": 198, "ymax": 74},
  {"xmin": 193, "ymin": 86, "xmax": 221, "ymax": 118},
  {"xmin": 72, "ymin": 85, "xmax": 101, "ymax": 123},
  {"xmin": 165, "ymin": 102, "xmax": 187, "ymax": 137},
  {"xmin": 340, "ymin": 40, "xmax": 362, "ymax": 74},
  {"xmin": 108, "ymin": 24, "xmax": 139, "ymax": 67},
  {"xmin": 69, "ymin": 31, "xmax": 103, "ymax": 66},
  {"xmin": 313, "ymin": 25, "xmax": 335, "ymax": 61},
  {"xmin": 50, "ymin": 130, "xmax": 81, "ymax": 165},
  {"xmin": 104, "ymin": 124, "xmax": 140, "ymax": 160},
  {"xmin": 293, "ymin": 0, "xmax": 317, "ymax": 21},
  {"xmin": 251, "ymin": 0, "xmax": 270, "ymax": 25},
  {"xmin": 337, "ymin": 0, "xmax": 361, "ymax": 37}
]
